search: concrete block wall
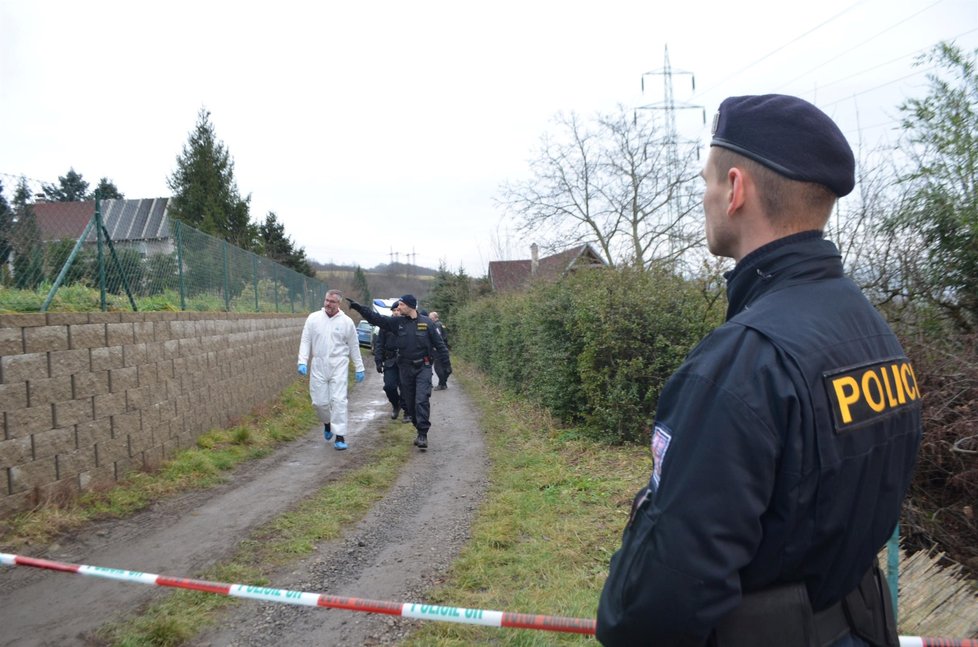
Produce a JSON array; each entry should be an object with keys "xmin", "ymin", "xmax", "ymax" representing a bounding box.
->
[{"xmin": 0, "ymin": 311, "xmax": 307, "ymax": 519}]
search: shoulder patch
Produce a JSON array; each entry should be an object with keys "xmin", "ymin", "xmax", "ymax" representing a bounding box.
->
[
  {"xmin": 823, "ymin": 357, "xmax": 921, "ymax": 433},
  {"xmin": 417, "ymin": 322, "xmax": 428, "ymax": 331},
  {"xmin": 650, "ymin": 423, "xmax": 672, "ymax": 490}
]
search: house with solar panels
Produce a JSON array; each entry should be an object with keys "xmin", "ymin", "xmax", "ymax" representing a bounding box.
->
[{"xmin": 32, "ymin": 198, "xmax": 172, "ymax": 255}]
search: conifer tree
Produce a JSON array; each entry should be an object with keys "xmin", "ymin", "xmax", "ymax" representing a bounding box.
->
[{"xmin": 168, "ymin": 108, "xmax": 256, "ymax": 250}]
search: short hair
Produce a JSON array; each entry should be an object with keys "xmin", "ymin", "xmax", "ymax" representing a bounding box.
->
[
  {"xmin": 326, "ymin": 289, "xmax": 343, "ymax": 299},
  {"xmin": 711, "ymin": 147, "xmax": 836, "ymax": 229}
]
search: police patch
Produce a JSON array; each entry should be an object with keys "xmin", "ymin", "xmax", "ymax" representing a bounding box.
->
[
  {"xmin": 823, "ymin": 357, "xmax": 921, "ymax": 433},
  {"xmin": 650, "ymin": 423, "xmax": 672, "ymax": 490},
  {"xmin": 418, "ymin": 323, "xmax": 428, "ymax": 331}
]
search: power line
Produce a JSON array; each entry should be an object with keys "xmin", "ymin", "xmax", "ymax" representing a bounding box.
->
[
  {"xmin": 690, "ymin": 0, "xmax": 870, "ymax": 101},
  {"xmin": 690, "ymin": 0, "xmax": 972, "ymax": 113},
  {"xmin": 777, "ymin": 25, "xmax": 977, "ymax": 97}
]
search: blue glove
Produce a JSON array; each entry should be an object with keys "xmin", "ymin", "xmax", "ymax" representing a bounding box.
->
[
  {"xmin": 355, "ymin": 370, "xmax": 365, "ymax": 383},
  {"xmin": 297, "ymin": 364, "xmax": 308, "ymax": 376}
]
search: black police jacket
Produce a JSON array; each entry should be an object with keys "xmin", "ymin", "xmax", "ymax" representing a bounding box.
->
[
  {"xmin": 374, "ymin": 328, "xmax": 398, "ymax": 368},
  {"xmin": 596, "ymin": 231, "xmax": 922, "ymax": 646},
  {"xmin": 353, "ymin": 305, "xmax": 451, "ymax": 370}
]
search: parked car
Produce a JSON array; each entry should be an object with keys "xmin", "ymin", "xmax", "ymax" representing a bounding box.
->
[{"xmin": 356, "ymin": 320, "xmax": 375, "ymax": 349}]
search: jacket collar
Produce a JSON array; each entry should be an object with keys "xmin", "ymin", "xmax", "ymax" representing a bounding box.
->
[{"xmin": 724, "ymin": 231, "xmax": 843, "ymax": 320}]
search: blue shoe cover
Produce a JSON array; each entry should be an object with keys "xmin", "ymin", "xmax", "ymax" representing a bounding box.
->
[
  {"xmin": 334, "ymin": 440, "xmax": 348, "ymax": 450},
  {"xmin": 323, "ymin": 424, "xmax": 333, "ymax": 441}
]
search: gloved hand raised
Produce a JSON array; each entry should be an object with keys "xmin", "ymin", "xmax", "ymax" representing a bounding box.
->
[
  {"xmin": 297, "ymin": 363, "xmax": 308, "ymax": 376},
  {"xmin": 345, "ymin": 297, "xmax": 361, "ymax": 311},
  {"xmin": 355, "ymin": 370, "xmax": 365, "ymax": 383}
]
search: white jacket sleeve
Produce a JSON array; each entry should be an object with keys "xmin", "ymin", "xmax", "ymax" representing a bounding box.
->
[{"xmin": 298, "ymin": 314, "xmax": 313, "ymax": 365}]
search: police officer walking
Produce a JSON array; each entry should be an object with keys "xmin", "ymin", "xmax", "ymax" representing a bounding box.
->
[
  {"xmin": 428, "ymin": 311, "xmax": 452, "ymax": 390},
  {"xmin": 348, "ymin": 294, "xmax": 451, "ymax": 450},
  {"xmin": 373, "ymin": 300, "xmax": 404, "ymax": 419},
  {"xmin": 597, "ymin": 95, "xmax": 922, "ymax": 647}
]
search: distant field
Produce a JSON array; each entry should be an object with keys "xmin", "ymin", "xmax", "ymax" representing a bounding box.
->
[{"xmin": 316, "ymin": 270, "xmax": 435, "ymax": 282}]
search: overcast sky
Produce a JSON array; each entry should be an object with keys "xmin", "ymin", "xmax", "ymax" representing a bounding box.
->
[{"xmin": 1, "ymin": 0, "xmax": 976, "ymax": 275}]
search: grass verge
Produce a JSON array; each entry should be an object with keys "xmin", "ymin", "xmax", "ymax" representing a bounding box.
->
[
  {"xmin": 96, "ymin": 420, "xmax": 416, "ymax": 646},
  {"xmin": 0, "ymin": 380, "xmax": 319, "ymax": 551},
  {"xmin": 403, "ymin": 366, "xmax": 651, "ymax": 646}
]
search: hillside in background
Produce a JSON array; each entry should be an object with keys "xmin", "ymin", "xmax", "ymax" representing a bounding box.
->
[
  {"xmin": 313, "ymin": 263, "xmax": 438, "ymax": 314},
  {"xmin": 310, "ymin": 261, "xmax": 439, "ymax": 278}
]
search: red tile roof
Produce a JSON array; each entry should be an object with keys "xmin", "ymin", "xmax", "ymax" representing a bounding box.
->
[
  {"xmin": 33, "ymin": 201, "xmax": 95, "ymax": 241},
  {"xmin": 488, "ymin": 244, "xmax": 606, "ymax": 291},
  {"xmin": 32, "ymin": 198, "xmax": 172, "ymax": 243}
]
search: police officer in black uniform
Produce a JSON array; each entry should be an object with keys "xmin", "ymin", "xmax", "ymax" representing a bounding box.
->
[
  {"xmin": 597, "ymin": 95, "xmax": 922, "ymax": 647},
  {"xmin": 348, "ymin": 294, "xmax": 451, "ymax": 449},
  {"xmin": 429, "ymin": 311, "xmax": 451, "ymax": 390},
  {"xmin": 373, "ymin": 300, "xmax": 404, "ymax": 420}
]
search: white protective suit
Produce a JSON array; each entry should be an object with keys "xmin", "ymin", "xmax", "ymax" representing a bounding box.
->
[{"xmin": 297, "ymin": 308, "xmax": 365, "ymax": 437}]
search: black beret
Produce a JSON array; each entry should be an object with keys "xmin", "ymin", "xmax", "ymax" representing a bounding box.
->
[{"xmin": 710, "ymin": 94, "xmax": 855, "ymax": 197}]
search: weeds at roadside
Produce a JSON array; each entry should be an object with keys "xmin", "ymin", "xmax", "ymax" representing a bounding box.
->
[{"xmin": 403, "ymin": 366, "xmax": 652, "ymax": 646}]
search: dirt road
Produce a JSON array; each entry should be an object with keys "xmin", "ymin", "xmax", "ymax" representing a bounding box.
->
[{"xmin": 0, "ymin": 366, "xmax": 489, "ymax": 646}]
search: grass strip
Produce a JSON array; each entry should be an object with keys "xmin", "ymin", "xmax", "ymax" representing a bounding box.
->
[
  {"xmin": 403, "ymin": 365, "xmax": 651, "ymax": 646},
  {"xmin": 98, "ymin": 420, "xmax": 416, "ymax": 646},
  {"xmin": 0, "ymin": 380, "xmax": 318, "ymax": 551}
]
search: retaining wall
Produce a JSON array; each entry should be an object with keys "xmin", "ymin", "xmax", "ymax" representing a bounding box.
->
[{"xmin": 0, "ymin": 311, "xmax": 307, "ymax": 519}]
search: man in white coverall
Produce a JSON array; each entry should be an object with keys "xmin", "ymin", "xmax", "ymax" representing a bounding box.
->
[{"xmin": 297, "ymin": 289, "xmax": 365, "ymax": 450}]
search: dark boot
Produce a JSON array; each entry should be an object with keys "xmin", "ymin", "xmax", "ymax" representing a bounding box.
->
[
  {"xmin": 414, "ymin": 432, "xmax": 428, "ymax": 449},
  {"xmin": 390, "ymin": 404, "xmax": 399, "ymax": 419}
]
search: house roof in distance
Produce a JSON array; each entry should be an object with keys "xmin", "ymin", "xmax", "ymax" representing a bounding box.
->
[{"xmin": 33, "ymin": 198, "xmax": 171, "ymax": 243}]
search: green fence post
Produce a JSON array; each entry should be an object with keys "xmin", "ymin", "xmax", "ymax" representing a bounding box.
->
[
  {"xmin": 253, "ymin": 254, "xmax": 259, "ymax": 312},
  {"xmin": 175, "ymin": 221, "xmax": 186, "ymax": 311},
  {"xmin": 886, "ymin": 524, "xmax": 899, "ymax": 625},
  {"xmin": 96, "ymin": 197, "xmax": 107, "ymax": 311},
  {"xmin": 41, "ymin": 215, "xmax": 97, "ymax": 312},
  {"xmin": 96, "ymin": 217, "xmax": 137, "ymax": 311},
  {"xmin": 222, "ymin": 240, "xmax": 230, "ymax": 312},
  {"xmin": 273, "ymin": 265, "xmax": 279, "ymax": 313}
]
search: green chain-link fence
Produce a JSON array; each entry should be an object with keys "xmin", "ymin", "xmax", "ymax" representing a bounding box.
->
[{"xmin": 0, "ymin": 199, "xmax": 327, "ymax": 313}]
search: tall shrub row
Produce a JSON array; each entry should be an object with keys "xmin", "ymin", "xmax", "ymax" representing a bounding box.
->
[{"xmin": 453, "ymin": 267, "xmax": 724, "ymax": 443}]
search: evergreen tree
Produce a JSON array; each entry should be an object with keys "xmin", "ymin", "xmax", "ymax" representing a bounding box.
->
[
  {"xmin": 258, "ymin": 212, "xmax": 291, "ymax": 262},
  {"xmin": 42, "ymin": 168, "xmax": 90, "ymax": 202},
  {"xmin": 258, "ymin": 212, "xmax": 314, "ymax": 276},
  {"xmin": 0, "ymin": 179, "xmax": 13, "ymax": 270},
  {"xmin": 352, "ymin": 265, "xmax": 371, "ymax": 304},
  {"xmin": 167, "ymin": 108, "xmax": 256, "ymax": 250},
  {"xmin": 92, "ymin": 177, "xmax": 124, "ymax": 200},
  {"xmin": 426, "ymin": 262, "xmax": 474, "ymax": 322},
  {"xmin": 288, "ymin": 245, "xmax": 314, "ymax": 277}
]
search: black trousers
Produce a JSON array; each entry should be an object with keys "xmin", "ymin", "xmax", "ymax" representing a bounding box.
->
[
  {"xmin": 433, "ymin": 357, "xmax": 450, "ymax": 386},
  {"xmin": 399, "ymin": 362, "xmax": 433, "ymax": 432},
  {"xmin": 381, "ymin": 362, "xmax": 401, "ymax": 409}
]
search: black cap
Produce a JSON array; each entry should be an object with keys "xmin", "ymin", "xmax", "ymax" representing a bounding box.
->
[
  {"xmin": 399, "ymin": 294, "xmax": 417, "ymax": 309},
  {"xmin": 710, "ymin": 94, "xmax": 855, "ymax": 197}
]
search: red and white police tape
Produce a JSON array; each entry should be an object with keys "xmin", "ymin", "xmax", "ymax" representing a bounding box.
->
[{"xmin": 2, "ymin": 552, "xmax": 976, "ymax": 645}]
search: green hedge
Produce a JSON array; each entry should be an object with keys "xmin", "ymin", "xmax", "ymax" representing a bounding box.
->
[{"xmin": 453, "ymin": 267, "xmax": 724, "ymax": 443}]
